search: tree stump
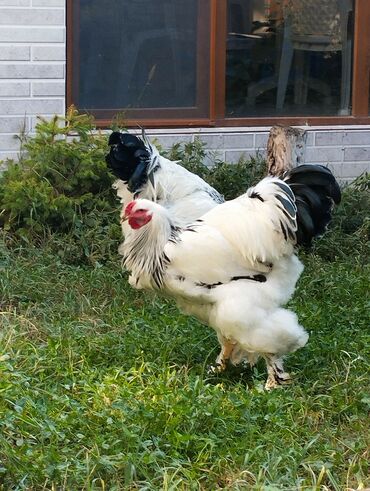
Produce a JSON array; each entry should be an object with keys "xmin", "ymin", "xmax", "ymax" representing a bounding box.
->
[{"xmin": 266, "ymin": 125, "xmax": 307, "ymax": 177}]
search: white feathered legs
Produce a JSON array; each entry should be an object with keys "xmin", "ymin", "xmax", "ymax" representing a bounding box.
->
[
  {"xmin": 207, "ymin": 336, "xmax": 236, "ymax": 374},
  {"xmin": 264, "ymin": 355, "xmax": 292, "ymax": 390},
  {"xmin": 210, "ymin": 337, "xmax": 296, "ymax": 390}
]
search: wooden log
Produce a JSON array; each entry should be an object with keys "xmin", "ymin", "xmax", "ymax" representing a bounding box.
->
[{"xmin": 266, "ymin": 125, "xmax": 307, "ymax": 177}]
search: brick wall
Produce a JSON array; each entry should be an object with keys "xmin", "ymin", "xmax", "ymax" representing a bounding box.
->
[
  {"xmin": 0, "ymin": 0, "xmax": 369, "ymax": 181},
  {"xmin": 141, "ymin": 126, "xmax": 370, "ymax": 184},
  {"xmin": 0, "ymin": 0, "xmax": 65, "ymax": 162}
]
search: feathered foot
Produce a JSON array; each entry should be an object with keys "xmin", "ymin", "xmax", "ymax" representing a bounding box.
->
[
  {"xmin": 264, "ymin": 356, "xmax": 292, "ymax": 390},
  {"xmin": 207, "ymin": 339, "xmax": 236, "ymax": 374}
]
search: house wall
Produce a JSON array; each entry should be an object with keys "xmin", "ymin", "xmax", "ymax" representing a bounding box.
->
[
  {"xmin": 144, "ymin": 126, "xmax": 370, "ymax": 185},
  {"xmin": 0, "ymin": 0, "xmax": 65, "ymax": 163},
  {"xmin": 0, "ymin": 0, "xmax": 369, "ymax": 182}
]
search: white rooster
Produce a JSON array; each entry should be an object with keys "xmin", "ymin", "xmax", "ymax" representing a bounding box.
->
[
  {"xmin": 119, "ymin": 164, "xmax": 341, "ymax": 389},
  {"xmin": 106, "ymin": 131, "xmax": 224, "ymax": 228}
]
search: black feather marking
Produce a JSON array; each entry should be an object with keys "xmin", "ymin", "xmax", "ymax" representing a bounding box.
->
[
  {"xmin": 169, "ymin": 226, "xmax": 182, "ymax": 244},
  {"xmin": 231, "ymin": 274, "xmax": 266, "ymax": 283},
  {"xmin": 276, "ymin": 204, "xmax": 296, "ymax": 230},
  {"xmin": 118, "ymin": 132, "xmax": 147, "ymax": 149},
  {"xmin": 196, "ymin": 274, "xmax": 266, "ymax": 290},
  {"xmin": 288, "ymin": 183, "xmax": 323, "ymax": 214},
  {"xmin": 106, "ymin": 131, "xmax": 152, "ymax": 184},
  {"xmin": 250, "ymin": 191, "xmax": 264, "ymax": 202},
  {"xmin": 287, "ymin": 226, "xmax": 296, "ymax": 242},
  {"xmin": 206, "ymin": 188, "xmax": 224, "ymax": 203},
  {"xmin": 279, "ymin": 220, "xmax": 288, "ymax": 241},
  {"xmin": 108, "ymin": 132, "xmax": 122, "ymax": 145},
  {"xmin": 257, "ymin": 260, "xmax": 273, "ymax": 268},
  {"xmin": 273, "ymin": 181, "xmax": 295, "ymax": 202},
  {"xmin": 151, "ymin": 252, "xmax": 171, "ymax": 289},
  {"xmin": 184, "ymin": 221, "xmax": 203, "ymax": 234},
  {"xmin": 196, "ymin": 281, "xmax": 223, "ymax": 289},
  {"xmin": 284, "ymin": 165, "xmax": 341, "ymax": 204},
  {"xmin": 123, "ymin": 221, "xmax": 172, "ymax": 290},
  {"xmin": 275, "ymin": 194, "xmax": 297, "ymax": 219},
  {"xmin": 148, "ymin": 169, "xmax": 156, "ymax": 188},
  {"xmin": 283, "ymin": 164, "xmax": 333, "ymax": 179},
  {"xmin": 295, "ymin": 199, "xmax": 315, "ymax": 245},
  {"xmin": 283, "ymin": 164, "xmax": 342, "ymax": 246},
  {"xmin": 127, "ymin": 159, "xmax": 149, "ymax": 193}
]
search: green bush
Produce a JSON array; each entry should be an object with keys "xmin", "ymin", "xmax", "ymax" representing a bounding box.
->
[
  {"xmin": 0, "ymin": 108, "xmax": 125, "ymax": 264},
  {"xmin": 0, "ymin": 107, "xmax": 115, "ymax": 238},
  {"xmin": 165, "ymin": 138, "xmax": 266, "ymax": 199}
]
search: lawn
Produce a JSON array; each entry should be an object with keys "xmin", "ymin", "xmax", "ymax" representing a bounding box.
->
[
  {"xmin": 0, "ymin": 237, "xmax": 369, "ymax": 490},
  {"xmin": 0, "ymin": 190, "xmax": 369, "ymax": 489}
]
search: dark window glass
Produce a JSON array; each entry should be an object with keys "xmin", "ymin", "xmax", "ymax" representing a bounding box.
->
[
  {"xmin": 73, "ymin": 0, "xmax": 208, "ymax": 114},
  {"xmin": 226, "ymin": 0, "xmax": 354, "ymax": 117}
]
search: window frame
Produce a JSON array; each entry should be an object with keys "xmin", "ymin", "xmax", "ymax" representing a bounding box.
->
[{"xmin": 66, "ymin": 0, "xmax": 370, "ymax": 127}]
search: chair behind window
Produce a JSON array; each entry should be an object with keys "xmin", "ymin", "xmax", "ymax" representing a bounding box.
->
[{"xmin": 276, "ymin": 0, "xmax": 353, "ymax": 114}]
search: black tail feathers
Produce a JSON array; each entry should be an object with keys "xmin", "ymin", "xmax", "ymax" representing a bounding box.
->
[
  {"xmin": 106, "ymin": 132, "xmax": 151, "ymax": 192},
  {"xmin": 283, "ymin": 164, "xmax": 341, "ymax": 246}
]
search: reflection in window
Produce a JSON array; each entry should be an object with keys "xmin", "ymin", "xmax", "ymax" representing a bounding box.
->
[
  {"xmin": 226, "ymin": 0, "xmax": 354, "ymax": 117},
  {"xmin": 74, "ymin": 0, "xmax": 199, "ymax": 110}
]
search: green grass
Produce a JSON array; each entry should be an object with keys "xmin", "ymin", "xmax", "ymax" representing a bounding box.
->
[{"xmin": 0, "ymin": 231, "xmax": 369, "ymax": 489}]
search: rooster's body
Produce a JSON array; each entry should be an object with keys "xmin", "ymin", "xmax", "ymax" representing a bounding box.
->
[{"xmin": 120, "ymin": 165, "xmax": 341, "ymax": 388}]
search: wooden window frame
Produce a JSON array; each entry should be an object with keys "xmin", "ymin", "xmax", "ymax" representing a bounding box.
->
[{"xmin": 67, "ymin": 0, "xmax": 370, "ymax": 128}]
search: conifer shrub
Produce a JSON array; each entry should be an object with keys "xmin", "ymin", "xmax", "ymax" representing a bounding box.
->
[
  {"xmin": 165, "ymin": 139, "xmax": 266, "ymax": 200},
  {"xmin": 0, "ymin": 107, "xmax": 116, "ymax": 239}
]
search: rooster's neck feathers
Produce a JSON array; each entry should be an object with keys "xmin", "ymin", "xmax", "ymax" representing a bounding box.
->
[
  {"xmin": 247, "ymin": 176, "xmax": 298, "ymax": 247},
  {"xmin": 121, "ymin": 201, "xmax": 174, "ymax": 289}
]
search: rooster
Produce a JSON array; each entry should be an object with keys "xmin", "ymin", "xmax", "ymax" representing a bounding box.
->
[
  {"xmin": 106, "ymin": 131, "xmax": 224, "ymax": 228},
  {"xmin": 119, "ymin": 164, "xmax": 341, "ymax": 389}
]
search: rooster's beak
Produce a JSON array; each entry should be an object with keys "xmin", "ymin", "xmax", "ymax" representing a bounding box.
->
[{"xmin": 121, "ymin": 215, "xmax": 128, "ymax": 223}]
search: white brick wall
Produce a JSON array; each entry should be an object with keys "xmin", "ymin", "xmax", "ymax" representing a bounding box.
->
[
  {"xmin": 0, "ymin": 0, "xmax": 65, "ymax": 161},
  {"xmin": 141, "ymin": 126, "xmax": 370, "ymax": 183},
  {"xmin": 0, "ymin": 0, "xmax": 369, "ymax": 182}
]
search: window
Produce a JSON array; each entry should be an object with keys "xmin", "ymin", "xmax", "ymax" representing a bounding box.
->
[
  {"xmin": 67, "ymin": 0, "xmax": 370, "ymax": 126},
  {"xmin": 68, "ymin": 0, "xmax": 210, "ymax": 124},
  {"xmin": 226, "ymin": 0, "xmax": 353, "ymax": 117}
]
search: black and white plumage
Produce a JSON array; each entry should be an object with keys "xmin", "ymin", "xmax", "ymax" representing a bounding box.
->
[
  {"xmin": 120, "ymin": 164, "xmax": 341, "ymax": 389},
  {"xmin": 106, "ymin": 131, "xmax": 224, "ymax": 228},
  {"xmin": 284, "ymin": 165, "xmax": 341, "ymax": 246}
]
